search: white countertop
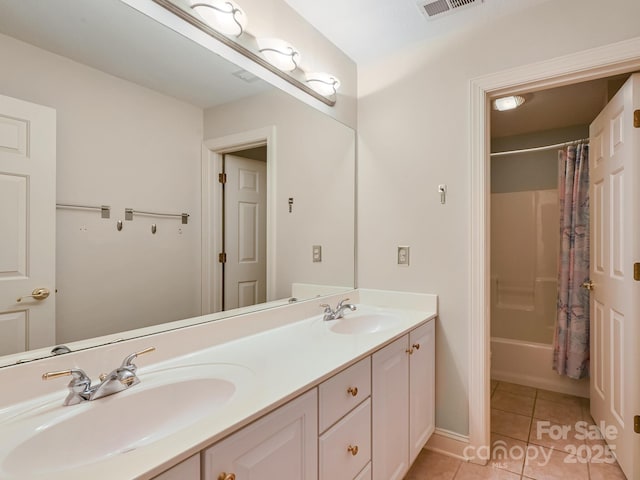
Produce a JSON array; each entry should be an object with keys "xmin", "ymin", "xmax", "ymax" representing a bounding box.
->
[{"xmin": 0, "ymin": 289, "xmax": 437, "ymax": 479}]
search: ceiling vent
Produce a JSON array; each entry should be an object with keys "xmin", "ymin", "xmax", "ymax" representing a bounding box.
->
[{"xmin": 418, "ymin": 0, "xmax": 483, "ymax": 19}]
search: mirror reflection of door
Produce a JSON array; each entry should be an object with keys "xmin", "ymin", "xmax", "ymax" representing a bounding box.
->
[
  {"xmin": 0, "ymin": 94, "xmax": 56, "ymax": 355},
  {"xmin": 221, "ymin": 149, "xmax": 267, "ymax": 311}
]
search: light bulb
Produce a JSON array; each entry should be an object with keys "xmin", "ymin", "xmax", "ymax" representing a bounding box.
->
[
  {"xmin": 305, "ymin": 72, "xmax": 340, "ymax": 96},
  {"xmin": 256, "ymin": 38, "xmax": 301, "ymax": 72},
  {"xmin": 191, "ymin": 0, "xmax": 247, "ymax": 37},
  {"xmin": 493, "ymin": 95, "xmax": 526, "ymax": 111}
]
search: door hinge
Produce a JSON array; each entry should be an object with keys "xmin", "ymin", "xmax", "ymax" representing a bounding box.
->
[
  {"xmin": 634, "ymin": 262, "xmax": 640, "ymax": 281},
  {"xmin": 218, "ymin": 173, "xmax": 227, "ymax": 184},
  {"xmin": 218, "ymin": 252, "xmax": 227, "ymax": 263},
  {"xmin": 634, "ymin": 109, "xmax": 640, "ymax": 128},
  {"xmin": 635, "ymin": 415, "xmax": 640, "ymax": 434}
]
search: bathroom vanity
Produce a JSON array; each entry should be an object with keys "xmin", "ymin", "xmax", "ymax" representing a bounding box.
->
[{"xmin": 0, "ymin": 290, "xmax": 436, "ymax": 479}]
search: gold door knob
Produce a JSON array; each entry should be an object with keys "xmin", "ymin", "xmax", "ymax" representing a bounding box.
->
[
  {"xmin": 581, "ymin": 280, "xmax": 594, "ymax": 291},
  {"xmin": 406, "ymin": 347, "xmax": 414, "ymax": 355},
  {"xmin": 347, "ymin": 445, "xmax": 359, "ymax": 456},
  {"xmin": 218, "ymin": 473, "xmax": 236, "ymax": 480},
  {"xmin": 347, "ymin": 386, "xmax": 358, "ymax": 397},
  {"xmin": 16, "ymin": 287, "xmax": 50, "ymax": 302},
  {"xmin": 412, "ymin": 343, "xmax": 421, "ymax": 350}
]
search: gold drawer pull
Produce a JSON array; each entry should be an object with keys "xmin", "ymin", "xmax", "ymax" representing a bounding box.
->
[
  {"xmin": 218, "ymin": 473, "xmax": 236, "ymax": 480},
  {"xmin": 412, "ymin": 343, "xmax": 421, "ymax": 350},
  {"xmin": 406, "ymin": 347, "xmax": 414, "ymax": 355},
  {"xmin": 347, "ymin": 386, "xmax": 358, "ymax": 397},
  {"xmin": 347, "ymin": 445, "xmax": 359, "ymax": 456}
]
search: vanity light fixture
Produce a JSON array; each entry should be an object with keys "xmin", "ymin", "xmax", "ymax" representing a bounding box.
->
[
  {"xmin": 305, "ymin": 72, "xmax": 341, "ymax": 96},
  {"xmin": 256, "ymin": 38, "xmax": 301, "ymax": 72},
  {"xmin": 190, "ymin": 0, "xmax": 247, "ymax": 37},
  {"xmin": 492, "ymin": 95, "xmax": 526, "ymax": 111}
]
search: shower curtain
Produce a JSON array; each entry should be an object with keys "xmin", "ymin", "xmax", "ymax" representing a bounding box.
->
[{"xmin": 553, "ymin": 143, "xmax": 590, "ymax": 379}]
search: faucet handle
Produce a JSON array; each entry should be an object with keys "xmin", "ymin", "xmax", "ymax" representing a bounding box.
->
[
  {"xmin": 42, "ymin": 368, "xmax": 92, "ymax": 395},
  {"xmin": 336, "ymin": 298, "xmax": 351, "ymax": 308},
  {"xmin": 42, "ymin": 368, "xmax": 90, "ymax": 382},
  {"xmin": 319, "ymin": 303, "xmax": 333, "ymax": 313},
  {"xmin": 121, "ymin": 346, "xmax": 156, "ymax": 369}
]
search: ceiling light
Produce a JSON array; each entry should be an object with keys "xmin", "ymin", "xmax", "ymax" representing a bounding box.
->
[
  {"xmin": 191, "ymin": 0, "xmax": 247, "ymax": 37},
  {"xmin": 305, "ymin": 73, "xmax": 340, "ymax": 96},
  {"xmin": 256, "ymin": 38, "xmax": 301, "ymax": 72},
  {"xmin": 492, "ymin": 95, "xmax": 526, "ymax": 111}
]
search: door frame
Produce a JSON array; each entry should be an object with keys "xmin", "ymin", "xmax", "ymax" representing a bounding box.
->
[
  {"xmin": 201, "ymin": 126, "xmax": 276, "ymax": 314},
  {"xmin": 468, "ymin": 36, "xmax": 640, "ymax": 458}
]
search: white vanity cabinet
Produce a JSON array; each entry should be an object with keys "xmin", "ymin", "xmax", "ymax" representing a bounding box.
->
[
  {"xmin": 202, "ymin": 389, "xmax": 318, "ymax": 480},
  {"xmin": 372, "ymin": 321, "xmax": 435, "ymax": 480},
  {"xmin": 152, "ymin": 454, "xmax": 200, "ymax": 480},
  {"xmin": 318, "ymin": 358, "xmax": 372, "ymax": 480}
]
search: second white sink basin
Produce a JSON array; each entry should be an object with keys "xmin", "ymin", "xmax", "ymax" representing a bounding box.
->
[
  {"xmin": 0, "ymin": 363, "xmax": 254, "ymax": 478},
  {"xmin": 328, "ymin": 310, "xmax": 400, "ymax": 335}
]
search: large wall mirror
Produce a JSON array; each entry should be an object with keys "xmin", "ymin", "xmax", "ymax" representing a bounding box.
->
[{"xmin": 0, "ymin": 0, "xmax": 355, "ymax": 367}]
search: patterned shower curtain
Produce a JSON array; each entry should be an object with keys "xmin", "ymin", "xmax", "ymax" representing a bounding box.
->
[{"xmin": 553, "ymin": 143, "xmax": 590, "ymax": 379}]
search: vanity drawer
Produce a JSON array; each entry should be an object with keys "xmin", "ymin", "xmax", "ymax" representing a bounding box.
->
[
  {"xmin": 319, "ymin": 398, "xmax": 371, "ymax": 480},
  {"xmin": 319, "ymin": 357, "xmax": 371, "ymax": 432}
]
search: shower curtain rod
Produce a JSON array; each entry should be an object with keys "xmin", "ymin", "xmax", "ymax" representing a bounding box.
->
[{"xmin": 490, "ymin": 138, "xmax": 589, "ymax": 157}]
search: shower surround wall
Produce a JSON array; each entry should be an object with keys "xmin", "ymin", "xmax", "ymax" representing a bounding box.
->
[
  {"xmin": 491, "ymin": 189, "xmax": 558, "ymax": 344},
  {"xmin": 490, "ymin": 127, "xmax": 589, "ymax": 397}
]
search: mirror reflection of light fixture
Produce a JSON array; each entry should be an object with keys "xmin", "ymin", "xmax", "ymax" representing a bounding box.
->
[
  {"xmin": 305, "ymin": 72, "xmax": 340, "ymax": 96},
  {"xmin": 153, "ymin": 0, "xmax": 337, "ymax": 106},
  {"xmin": 190, "ymin": 0, "xmax": 247, "ymax": 37},
  {"xmin": 492, "ymin": 95, "xmax": 526, "ymax": 111},
  {"xmin": 256, "ymin": 38, "xmax": 301, "ymax": 72}
]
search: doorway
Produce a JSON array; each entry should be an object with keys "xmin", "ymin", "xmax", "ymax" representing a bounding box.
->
[
  {"xmin": 488, "ymin": 77, "xmax": 624, "ymax": 397},
  {"xmin": 201, "ymin": 126, "xmax": 276, "ymax": 315},
  {"xmin": 220, "ymin": 148, "xmax": 267, "ymax": 311},
  {"xmin": 468, "ymin": 37, "xmax": 640, "ymax": 468},
  {"xmin": 486, "ymin": 75, "xmax": 634, "ymax": 478}
]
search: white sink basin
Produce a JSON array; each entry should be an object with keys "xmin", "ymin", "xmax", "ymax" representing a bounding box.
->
[
  {"xmin": 328, "ymin": 311, "xmax": 399, "ymax": 335},
  {"xmin": 0, "ymin": 363, "xmax": 253, "ymax": 478}
]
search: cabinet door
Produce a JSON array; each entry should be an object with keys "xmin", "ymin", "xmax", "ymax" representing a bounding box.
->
[
  {"xmin": 372, "ymin": 335, "xmax": 409, "ymax": 480},
  {"xmin": 409, "ymin": 321, "xmax": 435, "ymax": 464},
  {"xmin": 202, "ymin": 389, "xmax": 318, "ymax": 480}
]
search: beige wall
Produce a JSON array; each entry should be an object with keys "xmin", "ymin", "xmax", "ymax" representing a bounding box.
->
[
  {"xmin": 357, "ymin": 0, "xmax": 640, "ymax": 435},
  {"xmin": 203, "ymin": 89, "xmax": 356, "ymax": 299},
  {"xmin": 0, "ymin": 33, "xmax": 203, "ymax": 342}
]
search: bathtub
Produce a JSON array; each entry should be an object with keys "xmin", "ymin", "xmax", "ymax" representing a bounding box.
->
[{"xmin": 490, "ymin": 337, "xmax": 589, "ymax": 398}]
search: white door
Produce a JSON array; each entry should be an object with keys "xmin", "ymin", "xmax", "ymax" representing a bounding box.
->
[
  {"xmin": 224, "ymin": 154, "xmax": 267, "ymax": 310},
  {"xmin": 0, "ymin": 94, "xmax": 56, "ymax": 356},
  {"xmin": 589, "ymin": 73, "xmax": 640, "ymax": 478}
]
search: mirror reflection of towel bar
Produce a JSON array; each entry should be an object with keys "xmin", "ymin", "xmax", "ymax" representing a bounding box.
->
[
  {"xmin": 56, "ymin": 203, "xmax": 110, "ymax": 219},
  {"xmin": 124, "ymin": 208, "xmax": 189, "ymax": 224}
]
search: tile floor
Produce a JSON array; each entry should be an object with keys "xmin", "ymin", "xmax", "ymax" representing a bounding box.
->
[{"xmin": 404, "ymin": 380, "xmax": 628, "ymax": 480}]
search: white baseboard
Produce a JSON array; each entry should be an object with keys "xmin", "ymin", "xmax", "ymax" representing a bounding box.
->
[{"xmin": 425, "ymin": 428, "xmax": 470, "ymax": 461}]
